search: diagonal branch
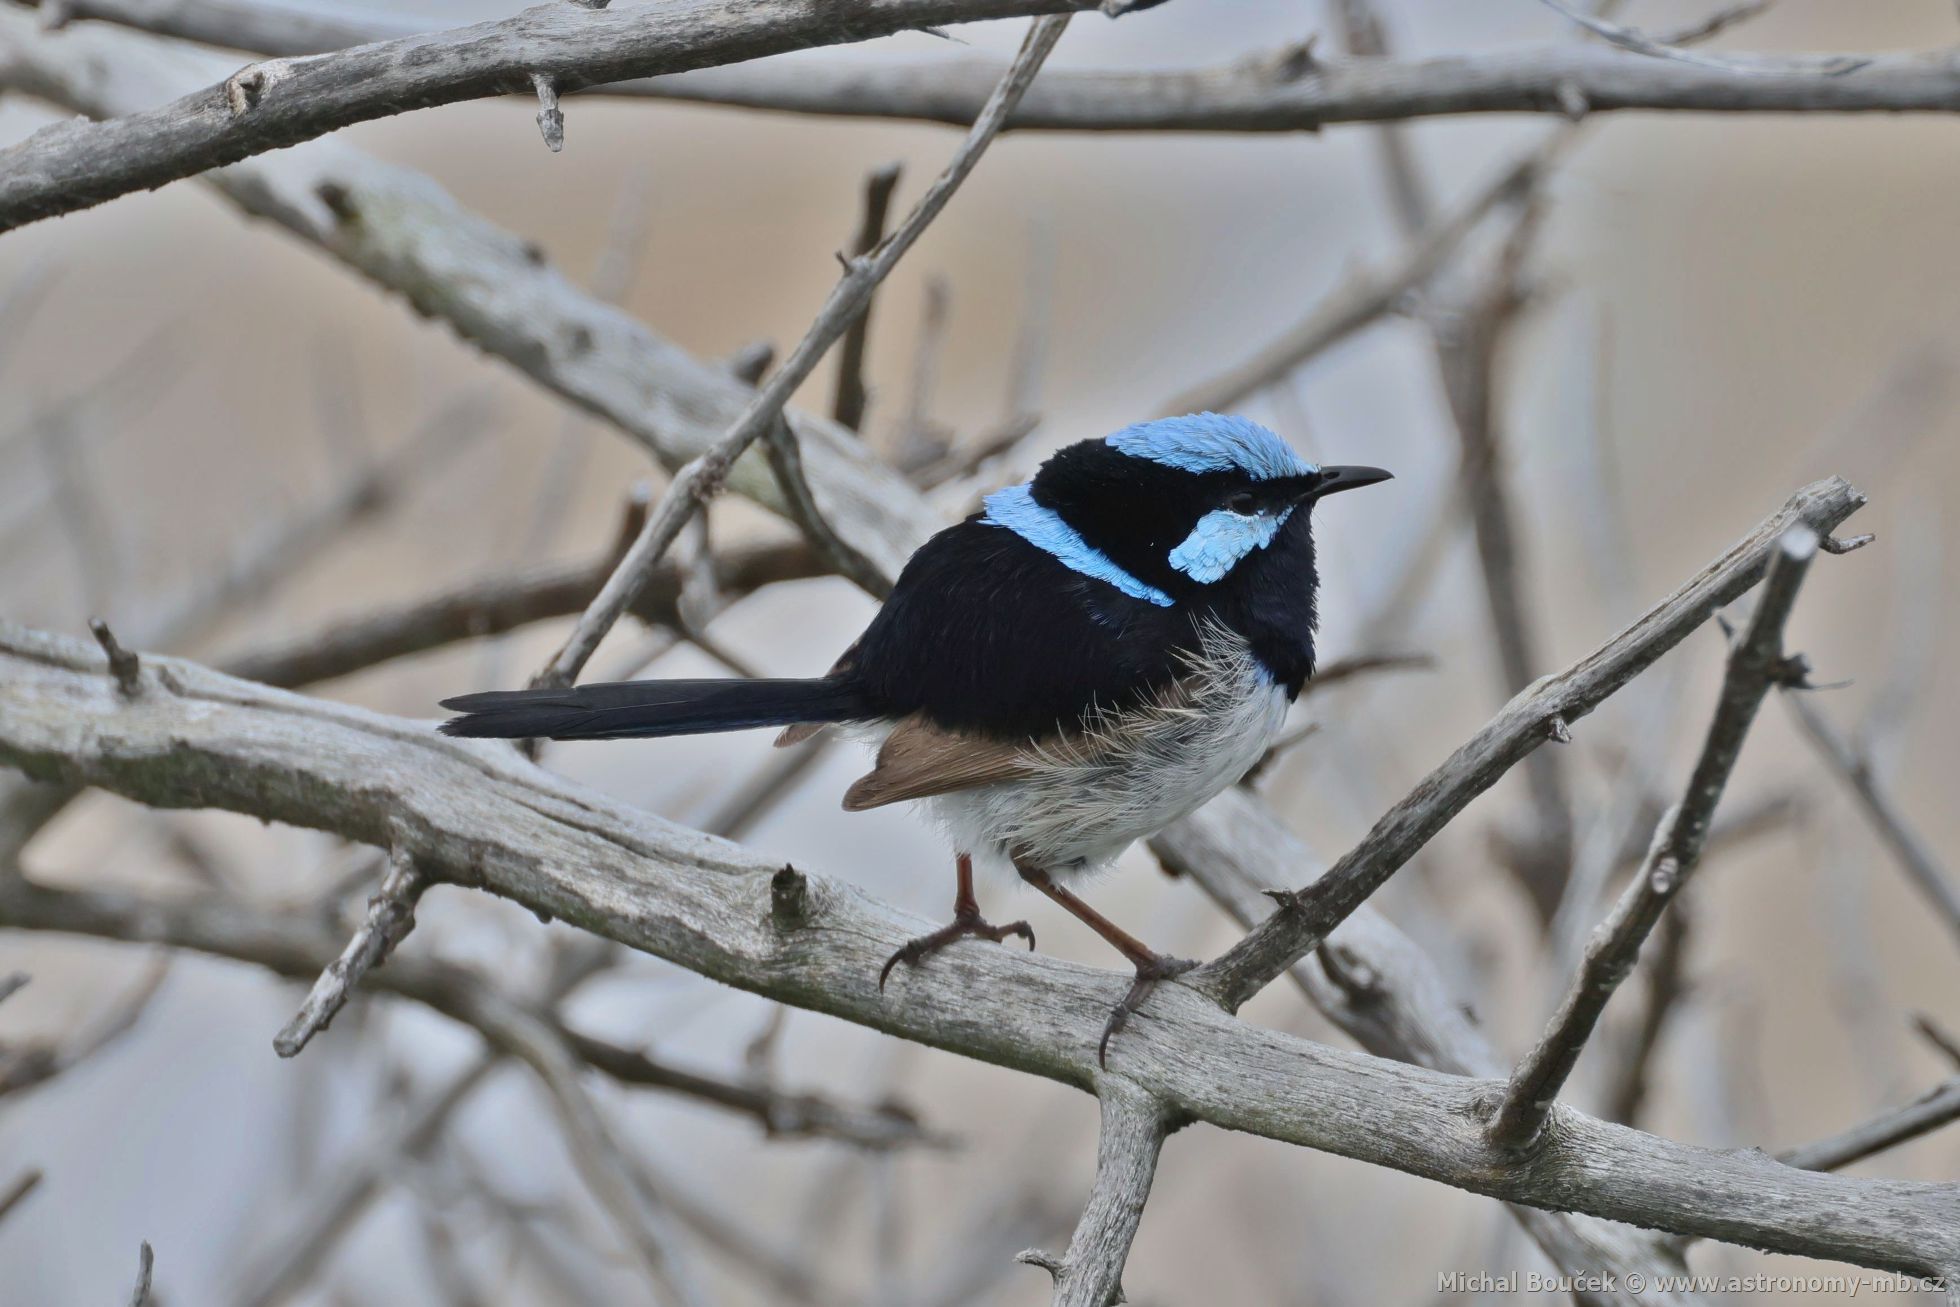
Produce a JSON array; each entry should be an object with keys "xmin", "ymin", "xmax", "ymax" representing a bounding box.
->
[
  {"xmin": 1195, "ymin": 479, "xmax": 1863, "ymax": 1012},
  {"xmin": 1782, "ymin": 690, "xmax": 1960, "ymax": 951},
  {"xmin": 0, "ymin": 0, "xmax": 1128, "ymax": 235},
  {"xmin": 1160, "ymin": 139, "xmax": 1551, "ymax": 416},
  {"xmin": 532, "ymin": 14, "xmax": 1068, "ymax": 688},
  {"xmin": 1781, "ymin": 1079, "xmax": 1960, "ymax": 1174},
  {"xmin": 2, "ymin": 621, "xmax": 1953, "ymax": 1277},
  {"xmin": 273, "ymin": 844, "xmax": 426, "ymax": 1057},
  {"xmin": 1488, "ymin": 527, "xmax": 1820, "ymax": 1150}
]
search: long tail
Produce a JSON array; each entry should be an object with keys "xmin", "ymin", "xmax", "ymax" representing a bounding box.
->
[{"xmin": 438, "ymin": 677, "xmax": 871, "ymax": 741}]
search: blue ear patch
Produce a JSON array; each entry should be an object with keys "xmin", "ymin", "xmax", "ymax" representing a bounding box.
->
[
  {"xmin": 1168, "ymin": 506, "xmax": 1294, "ymax": 584},
  {"xmin": 1106, "ymin": 413, "xmax": 1315, "ymax": 482},
  {"xmin": 981, "ymin": 483, "xmax": 1175, "ymax": 607}
]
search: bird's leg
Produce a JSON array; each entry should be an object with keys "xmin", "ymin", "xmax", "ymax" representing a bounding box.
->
[
  {"xmin": 1013, "ymin": 858, "xmax": 1196, "ymax": 1066},
  {"xmin": 879, "ymin": 853, "xmax": 1035, "ymax": 989}
]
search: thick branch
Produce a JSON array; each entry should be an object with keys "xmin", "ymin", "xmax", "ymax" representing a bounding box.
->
[
  {"xmin": 1195, "ymin": 478, "xmax": 1862, "ymax": 1012},
  {"xmin": 0, "ymin": 0, "xmax": 1127, "ymax": 234},
  {"xmin": 0, "ymin": 873, "xmax": 933, "ymax": 1150},
  {"xmin": 0, "ymin": 625, "xmax": 1952, "ymax": 1276},
  {"xmin": 32, "ymin": 5, "xmax": 1960, "ymax": 131},
  {"xmin": 1490, "ymin": 528, "xmax": 1819, "ymax": 1150},
  {"xmin": 1152, "ymin": 789, "xmax": 1691, "ymax": 1305}
]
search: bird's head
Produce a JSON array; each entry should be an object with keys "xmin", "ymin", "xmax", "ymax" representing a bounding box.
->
[{"xmin": 981, "ymin": 413, "xmax": 1390, "ymax": 608}]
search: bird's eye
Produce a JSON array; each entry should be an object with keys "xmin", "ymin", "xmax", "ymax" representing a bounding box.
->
[{"xmin": 1223, "ymin": 491, "xmax": 1258, "ymax": 515}]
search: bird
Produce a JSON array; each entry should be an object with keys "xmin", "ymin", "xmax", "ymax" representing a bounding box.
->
[{"xmin": 440, "ymin": 413, "xmax": 1390, "ymax": 1062}]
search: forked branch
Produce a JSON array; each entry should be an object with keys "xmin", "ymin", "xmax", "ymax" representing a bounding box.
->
[{"xmin": 1489, "ymin": 528, "xmax": 1820, "ymax": 1149}]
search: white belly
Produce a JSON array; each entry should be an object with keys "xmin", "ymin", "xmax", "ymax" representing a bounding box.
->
[{"xmin": 923, "ymin": 627, "xmax": 1291, "ymax": 881}]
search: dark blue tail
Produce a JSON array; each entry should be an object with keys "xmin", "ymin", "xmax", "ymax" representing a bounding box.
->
[{"xmin": 438, "ymin": 677, "xmax": 871, "ymax": 741}]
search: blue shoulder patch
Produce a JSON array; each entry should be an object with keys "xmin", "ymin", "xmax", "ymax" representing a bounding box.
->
[
  {"xmin": 980, "ymin": 483, "xmax": 1174, "ymax": 608},
  {"xmin": 1168, "ymin": 506, "xmax": 1295, "ymax": 584},
  {"xmin": 1106, "ymin": 412, "xmax": 1316, "ymax": 481}
]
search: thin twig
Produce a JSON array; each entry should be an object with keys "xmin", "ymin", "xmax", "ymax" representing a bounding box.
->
[
  {"xmin": 0, "ymin": 1168, "xmax": 41, "ymax": 1223},
  {"xmin": 531, "ymin": 15, "xmax": 1070, "ymax": 689},
  {"xmin": 832, "ymin": 162, "xmax": 902, "ymax": 433},
  {"xmin": 274, "ymin": 847, "xmax": 427, "ymax": 1057},
  {"xmin": 1161, "ymin": 141, "xmax": 1552, "ymax": 416},
  {"xmin": 1779, "ymin": 1079, "xmax": 1960, "ymax": 1173},
  {"xmin": 1536, "ymin": 0, "xmax": 1867, "ymax": 75},
  {"xmin": 1783, "ymin": 691, "xmax": 1960, "ymax": 951},
  {"xmin": 128, "ymin": 1241, "xmax": 154, "ymax": 1307},
  {"xmin": 1489, "ymin": 528, "xmax": 1819, "ymax": 1150}
]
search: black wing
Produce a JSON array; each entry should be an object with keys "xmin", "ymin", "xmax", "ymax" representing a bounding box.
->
[{"xmin": 843, "ymin": 517, "xmax": 1195, "ymax": 742}]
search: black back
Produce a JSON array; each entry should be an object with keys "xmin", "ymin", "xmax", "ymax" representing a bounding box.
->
[{"xmin": 842, "ymin": 440, "xmax": 1321, "ymax": 742}]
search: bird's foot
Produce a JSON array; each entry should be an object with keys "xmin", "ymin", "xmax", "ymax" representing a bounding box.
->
[
  {"xmin": 879, "ymin": 912, "xmax": 1035, "ymax": 989},
  {"xmin": 1098, "ymin": 953, "xmax": 1198, "ymax": 1067}
]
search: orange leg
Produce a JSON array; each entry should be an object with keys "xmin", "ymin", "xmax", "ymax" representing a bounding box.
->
[
  {"xmin": 879, "ymin": 854, "xmax": 1035, "ymax": 989},
  {"xmin": 1014, "ymin": 858, "xmax": 1195, "ymax": 1066}
]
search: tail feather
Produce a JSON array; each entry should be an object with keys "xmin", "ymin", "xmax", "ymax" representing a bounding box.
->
[{"xmin": 438, "ymin": 677, "xmax": 871, "ymax": 741}]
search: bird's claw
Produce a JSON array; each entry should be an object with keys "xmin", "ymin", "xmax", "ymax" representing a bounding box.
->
[
  {"xmin": 1098, "ymin": 954, "xmax": 1198, "ymax": 1067},
  {"xmin": 879, "ymin": 912, "xmax": 1036, "ymax": 990}
]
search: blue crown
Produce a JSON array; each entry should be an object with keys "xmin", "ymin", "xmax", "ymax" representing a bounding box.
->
[{"xmin": 1105, "ymin": 413, "xmax": 1316, "ymax": 481}]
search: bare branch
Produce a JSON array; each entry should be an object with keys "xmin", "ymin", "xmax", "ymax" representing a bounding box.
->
[
  {"xmin": 86, "ymin": 617, "xmax": 139, "ymax": 696},
  {"xmin": 273, "ymin": 846, "xmax": 427, "ymax": 1058},
  {"xmin": 1783, "ymin": 690, "xmax": 1960, "ymax": 950},
  {"xmin": 1161, "ymin": 141, "xmax": 1551, "ymax": 415},
  {"xmin": 1916, "ymin": 1014, "xmax": 1960, "ymax": 1072},
  {"xmin": 35, "ymin": 4, "xmax": 1960, "ymax": 131},
  {"xmin": 1197, "ymin": 480, "xmax": 1863, "ymax": 1012},
  {"xmin": 534, "ymin": 15, "xmax": 1069, "ymax": 688},
  {"xmin": 0, "ymin": 0, "xmax": 1125, "ymax": 234},
  {"xmin": 2, "ymin": 624, "xmax": 1952, "ymax": 1276},
  {"xmin": 0, "ymin": 875, "xmax": 936, "ymax": 1150},
  {"xmin": 0, "ymin": 1167, "xmax": 41, "ymax": 1224},
  {"xmin": 832, "ymin": 162, "xmax": 903, "ymax": 433},
  {"xmin": 128, "ymin": 1241, "xmax": 154, "ymax": 1307},
  {"xmin": 215, "ymin": 538, "xmax": 822, "ymax": 690},
  {"xmin": 1019, "ymin": 1080, "xmax": 1166, "ymax": 1306},
  {"xmin": 1152, "ymin": 788, "xmax": 1691, "ymax": 1303},
  {"xmin": 1490, "ymin": 528, "xmax": 1820, "ymax": 1149},
  {"xmin": 1536, "ymin": 0, "xmax": 1863, "ymax": 76},
  {"xmin": 1780, "ymin": 1078, "xmax": 1960, "ymax": 1174}
]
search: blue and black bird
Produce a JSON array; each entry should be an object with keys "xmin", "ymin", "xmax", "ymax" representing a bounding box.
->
[{"xmin": 441, "ymin": 413, "xmax": 1390, "ymax": 1059}]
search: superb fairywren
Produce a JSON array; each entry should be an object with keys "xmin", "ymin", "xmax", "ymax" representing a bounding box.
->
[{"xmin": 442, "ymin": 413, "xmax": 1390, "ymax": 1060}]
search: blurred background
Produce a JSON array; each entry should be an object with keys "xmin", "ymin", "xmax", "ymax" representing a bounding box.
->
[{"xmin": 2, "ymin": 1, "xmax": 1959, "ymax": 1302}]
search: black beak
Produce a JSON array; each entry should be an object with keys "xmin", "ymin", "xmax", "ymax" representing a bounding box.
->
[{"xmin": 1296, "ymin": 465, "xmax": 1393, "ymax": 502}]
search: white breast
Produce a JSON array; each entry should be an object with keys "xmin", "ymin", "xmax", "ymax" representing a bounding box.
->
[{"xmin": 924, "ymin": 624, "xmax": 1291, "ymax": 882}]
